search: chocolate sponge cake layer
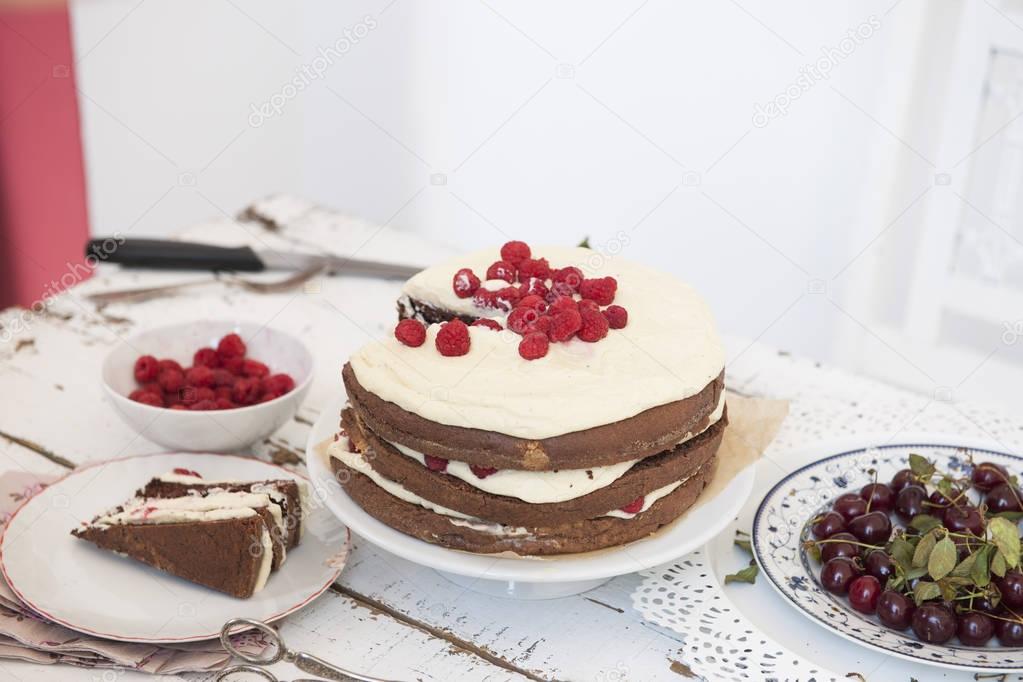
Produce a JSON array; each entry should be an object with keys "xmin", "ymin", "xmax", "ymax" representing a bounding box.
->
[
  {"xmin": 342, "ymin": 406, "xmax": 725, "ymax": 527},
  {"xmin": 331, "ymin": 455, "xmax": 715, "ymax": 555},
  {"xmin": 343, "ymin": 362, "xmax": 724, "ymax": 470}
]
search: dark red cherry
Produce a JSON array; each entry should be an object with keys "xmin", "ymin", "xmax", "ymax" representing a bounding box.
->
[
  {"xmin": 848, "ymin": 575, "xmax": 881, "ymax": 614},
  {"xmin": 848, "ymin": 511, "xmax": 892, "ymax": 545},
  {"xmin": 998, "ymin": 617, "xmax": 1023, "ymax": 646},
  {"xmin": 820, "ymin": 532, "xmax": 860, "ymax": 562},
  {"xmin": 894, "ymin": 485, "xmax": 927, "ymax": 522},
  {"xmin": 812, "ymin": 511, "xmax": 847, "ymax": 540},
  {"xmin": 912, "ymin": 603, "xmax": 956, "ymax": 644},
  {"xmin": 928, "ymin": 487, "xmax": 967, "ymax": 515},
  {"xmin": 832, "ymin": 493, "xmax": 868, "ymax": 522},
  {"xmin": 996, "ymin": 570, "xmax": 1023, "ymax": 608},
  {"xmin": 943, "ymin": 506, "xmax": 984, "ymax": 537},
  {"xmin": 859, "ymin": 483, "xmax": 894, "ymax": 512},
  {"xmin": 957, "ymin": 611, "xmax": 995, "ymax": 646},
  {"xmin": 890, "ymin": 468, "xmax": 916, "ymax": 494},
  {"xmin": 820, "ymin": 557, "xmax": 861, "ymax": 595},
  {"xmin": 864, "ymin": 550, "xmax": 895, "ymax": 583},
  {"xmin": 877, "ymin": 590, "xmax": 914, "ymax": 630},
  {"xmin": 971, "ymin": 461, "xmax": 1009, "ymax": 492},
  {"xmin": 986, "ymin": 483, "xmax": 1023, "ymax": 514}
]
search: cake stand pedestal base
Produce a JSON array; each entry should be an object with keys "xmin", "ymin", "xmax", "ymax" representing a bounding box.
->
[{"xmin": 436, "ymin": 571, "xmax": 610, "ymax": 599}]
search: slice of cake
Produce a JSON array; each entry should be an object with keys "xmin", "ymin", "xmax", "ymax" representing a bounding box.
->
[
  {"xmin": 331, "ymin": 242, "xmax": 728, "ymax": 555},
  {"xmin": 72, "ymin": 472, "xmax": 308, "ymax": 598}
]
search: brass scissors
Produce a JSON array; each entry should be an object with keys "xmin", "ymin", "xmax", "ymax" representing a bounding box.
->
[{"xmin": 216, "ymin": 618, "xmax": 403, "ymax": 682}]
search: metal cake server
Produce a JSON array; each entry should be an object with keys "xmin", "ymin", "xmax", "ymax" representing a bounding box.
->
[{"xmin": 217, "ymin": 618, "xmax": 404, "ymax": 682}]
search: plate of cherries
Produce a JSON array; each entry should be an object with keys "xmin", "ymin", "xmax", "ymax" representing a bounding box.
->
[{"xmin": 753, "ymin": 442, "xmax": 1023, "ymax": 672}]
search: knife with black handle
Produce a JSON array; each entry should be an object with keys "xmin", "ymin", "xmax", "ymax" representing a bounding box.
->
[{"xmin": 85, "ymin": 238, "xmax": 421, "ymax": 280}]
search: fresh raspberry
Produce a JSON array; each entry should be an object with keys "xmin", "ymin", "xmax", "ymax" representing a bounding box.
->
[
  {"xmin": 194, "ymin": 387, "xmax": 216, "ymax": 402},
  {"xmin": 258, "ymin": 393, "xmax": 278, "ymax": 403},
  {"xmin": 435, "ymin": 319, "xmax": 470, "ymax": 357},
  {"xmin": 193, "ymin": 347, "xmax": 221, "ymax": 368},
  {"xmin": 548, "ymin": 296, "xmax": 578, "ymax": 314},
  {"xmin": 172, "ymin": 468, "xmax": 201, "ymax": 477},
  {"xmin": 129, "ymin": 390, "xmax": 162, "ymax": 407},
  {"xmin": 216, "ymin": 333, "xmax": 247, "ymax": 360},
  {"xmin": 486, "ymin": 260, "xmax": 517, "ymax": 284},
  {"xmin": 214, "ymin": 386, "xmax": 233, "ymax": 401},
  {"xmin": 158, "ymin": 359, "xmax": 183, "ymax": 374},
  {"xmin": 452, "ymin": 268, "xmax": 481, "ymax": 298},
  {"xmin": 578, "ymin": 308, "xmax": 609, "ymax": 342},
  {"xmin": 157, "ymin": 369, "xmax": 184, "ymax": 393},
  {"xmin": 495, "ymin": 286, "xmax": 521, "ymax": 310},
  {"xmin": 261, "ymin": 373, "xmax": 296, "ymax": 396},
  {"xmin": 190, "ymin": 399, "xmax": 218, "ymax": 411},
  {"xmin": 517, "ymin": 294, "xmax": 547, "ymax": 312},
  {"xmin": 424, "ymin": 455, "xmax": 449, "ymax": 472},
  {"xmin": 185, "ymin": 365, "xmax": 215, "ymax": 388},
  {"xmin": 211, "ymin": 369, "xmax": 235, "ymax": 387},
  {"xmin": 215, "ymin": 398, "xmax": 237, "ymax": 410},
  {"xmin": 133, "ymin": 355, "xmax": 159, "ymax": 383},
  {"xmin": 394, "ymin": 319, "xmax": 427, "ymax": 347},
  {"xmin": 551, "ymin": 266, "xmax": 583, "ymax": 292},
  {"xmin": 224, "ymin": 356, "xmax": 245, "ymax": 375},
  {"xmin": 507, "ymin": 307, "xmax": 541, "ymax": 334},
  {"xmin": 476, "ymin": 286, "xmax": 520, "ymax": 311},
  {"xmin": 577, "ymin": 298, "xmax": 600, "ymax": 313},
  {"xmin": 603, "ymin": 305, "xmax": 628, "ymax": 329},
  {"xmin": 140, "ymin": 381, "xmax": 164, "ymax": 398},
  {"xmin": 526, "ymin": 315, "xmax": 553, "ymax": 337},
  {"xmin": 471, "ymin": 318, "xmax": 503, "ymax": 331},
  {"xmin": 470, "ymin": 465, "xmax": 498, "ymax": 479},
  {"xmin": 548, "ymin": 309, "xmax": 582, "ymax": 342},
  {"xmin": 516, "ymin": 257, "xmax": 550, "ymax": 283},
  {"xmin": 518, "ymin": 332, "xmax": 549, "ymax": 360},
  {"xmin": 232, "ymin": 377, "xmax": 262, "ymax": 405},
  {"xmin": 242, "ymin": 359, "xmax": 269, "ymax": 378},
  {"xmin": 523, "ymin": 277, "xmax": 549, "ymax": 299},
  {"xmin": 500, "ymin": 240, "xmax": 531, "ymax": 265},
  {"xmin": 579, "ymin": 277, "xmax": 617, "ymax": 306},
  {"xmin": 170, "ymin": 404, "xmax": 188, "ymax": 411},
  {"xmin": 619, "ymin": 496, "xmax": 644, "ymax": 514}
]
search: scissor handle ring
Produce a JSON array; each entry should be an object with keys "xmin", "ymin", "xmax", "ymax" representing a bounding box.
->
[
  {"xmin": 220, "ymin": 618, "xmax": 286, "ymax": 665},
  {"xmin": 215, "ymin": 664, "xmax": 277, "ymax": 681}
]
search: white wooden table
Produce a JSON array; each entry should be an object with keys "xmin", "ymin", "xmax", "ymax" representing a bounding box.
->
[{"xmin": 1, "ymin": 200, "xmax": 1020, "ymax": 681}]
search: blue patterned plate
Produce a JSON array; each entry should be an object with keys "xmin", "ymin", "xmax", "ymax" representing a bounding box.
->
[{"xmin": 753, "ymin": 442, "xmax": 1023, "ymax": 672}]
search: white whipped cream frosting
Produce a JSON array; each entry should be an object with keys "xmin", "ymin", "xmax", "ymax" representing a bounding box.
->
[{"xmin": 350, "ymin": 246, "xmax": 725, "ymax": 439}]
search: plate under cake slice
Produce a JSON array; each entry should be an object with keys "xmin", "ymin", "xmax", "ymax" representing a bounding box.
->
[
  {"xmin": 137, "ymin": 469, "xmax": 307, "ymax": 550},
  {"xmin": 72, "ymin": 489, "xmax": 290, "ymax": 598}
]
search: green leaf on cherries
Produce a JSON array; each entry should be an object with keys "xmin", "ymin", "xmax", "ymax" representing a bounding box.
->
[
  {"xmin": 951, "ymin": 549, "xmax": 979, "ymax": 579},
  {"xmin": 724, "ymin": 561, "xmax": 758, "ymax": 585},
  {"xmin": 910, "ymin": 514, "xmax": 942, "ymax": 534},
  {"xmin": 971, "ymin": 545, "xmax": 992, "ymax": 587},
  {"xmin": 905, "ymin": 565, "xmax": 928, "ymax": 580},
  {"xmin": 888, "ymin": 536, "xmax": 915, "ymax": 572},
  {"xmin": 734, "ymin": 530, "xmax": 753, "ymax": 555},
  {"xmin": 928, "ymin": 537, "xmax": 957, "ymax": 580},
  {"xmin": 992, "ymin": 551, "xmax": 1008, "ymax": 578},
  {"xmin": 989, "ymin": 517, "xmax": 1021, "ymax": 569},
  {"xmin": 913, "ymin": 580, "xmax": 941, "ymax": 605},
  {"xmin": 909, "ymin": 453, "xmax": 934, "ymax": 480},
  {"xmin": 913, "ymin": 530, "xmax": 938, "ymax": 568}
]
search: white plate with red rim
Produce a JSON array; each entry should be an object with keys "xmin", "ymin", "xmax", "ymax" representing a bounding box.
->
[
  {"xmin": 306, "ymin": 394, "xmax": 755, "ymax": 599},
  {"xmin": 0, "ymin": 452, "xmax": 349, "ymax": 642}
]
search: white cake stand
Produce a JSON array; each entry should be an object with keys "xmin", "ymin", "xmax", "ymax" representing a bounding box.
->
[{"xmin": 306, "ymin": 395, "xmax": 754, "ymax": 599}]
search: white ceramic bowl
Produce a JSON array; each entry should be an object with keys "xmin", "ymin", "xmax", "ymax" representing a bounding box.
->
[{"xmin": 102, "ymin": 321, "xmax": 313, "ymax": 452}]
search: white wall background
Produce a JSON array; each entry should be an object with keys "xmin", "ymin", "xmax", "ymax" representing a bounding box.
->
[{"xmin": 69, "ymin": 0, "xmax": 1023, "ymax": 410}]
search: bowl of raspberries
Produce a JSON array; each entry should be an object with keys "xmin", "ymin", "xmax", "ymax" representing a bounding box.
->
[{"xmin": 101, "ymin": 321, "xmax": 313, "ymax": 452}]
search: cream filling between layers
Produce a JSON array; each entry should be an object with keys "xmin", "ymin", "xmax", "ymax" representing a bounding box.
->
[
  {"xmin": 253, "ymin": 527, "xmax": 273, "ymax": 593},
  {"xmin": 330, "ymin": 438, "xmax": 697, "ymax": 534},
  {"xmin": 353, "ymin": 246, "xmax": 725, "ymax": 440},
  {"xmin": 386, "ymin": 395, "xmax": 725, "ymax": 504}
]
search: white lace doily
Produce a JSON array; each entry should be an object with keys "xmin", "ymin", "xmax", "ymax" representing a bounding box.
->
[{"xmin": 630, "ymin": 341, "xmax": 1023, "ymax": 681}]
